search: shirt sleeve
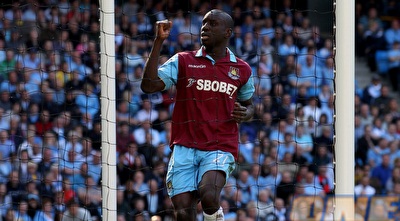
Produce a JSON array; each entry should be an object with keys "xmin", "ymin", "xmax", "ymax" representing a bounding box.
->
[
  {"xmin": 237, "ymin": 74, "xmax": 255, "ymax": 101},
  {"xmin": 158, "ymin": 54, "xmax": 179, "ymax": 90}
]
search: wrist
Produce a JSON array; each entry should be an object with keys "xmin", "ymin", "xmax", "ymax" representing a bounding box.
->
[{"xmin": 243, "ymin": 107, "xmax": 253, "ymax": 121}]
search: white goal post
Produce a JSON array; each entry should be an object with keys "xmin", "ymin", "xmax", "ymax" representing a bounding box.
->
[
  {"xmin": 100, "ymin": 0, "xmax": 117, "ymax": 220},
  {"xmin": 334, "ymin": 0, "xmax": 355, "ymax": 219}
]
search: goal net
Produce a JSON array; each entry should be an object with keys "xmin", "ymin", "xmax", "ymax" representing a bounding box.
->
[{"xmin": 0, "ymin": 0, "xmax": 362, "ymax": 220}]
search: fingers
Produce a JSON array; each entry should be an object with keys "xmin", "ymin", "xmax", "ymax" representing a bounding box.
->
[
  {"xmin": 232, "ymin": 102, "xmax": 247, "ymax": 123},
  {"xmin": 156, "ymin": 19, "xmax": 170, "ymax": 25},
  {"xmin": 155, "ymin": 20, "xmax": 172, "ymax": 40},
  {"xmin": 156, "ymin": 20, "xmax": 172, "ymax": 31}
]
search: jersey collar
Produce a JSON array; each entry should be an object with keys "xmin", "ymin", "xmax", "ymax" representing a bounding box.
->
[{"xmin": 195, "ymin": 46, "xmax": 237, "ymax": 63}]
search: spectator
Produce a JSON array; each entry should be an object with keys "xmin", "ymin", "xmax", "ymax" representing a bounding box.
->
[
  {"xmin": 314, "ymin": 165, "xmax": 334, "ymax": 195},
  {"xmin": 387, "ymin": 41, "xmax": 400, "ymax": 91},
  {"xmin": 133, "ymin": 119, "xmax": 160, "ymax": 147},
  {"xmin": 0, "ymin": 130, "xmax": 15, "ymax": 160},
  {"xmin": 60, "ymin": 149, "xmax": 84, "ymax": 184},
  {"xmin": 41, "ymin": 88, "xmax": 62, "ymax": 119},
  {"xmin": 229, "ymin": 26, "xmax": 243, "ymax": 56},
  {"xmin": 122, "ymin": 141, "xmax": 145, "ymax": 169},
  {"xmin": 33, "ymin": 197, "xmax": 55, "ymax": 221},
  {"xmin": 132, "ymin": 170, "xmax": 149, "ymax": 197},
  {"xmin": 87, "ymin": 121, "xmax": 101, "ymax": 151},
  {"xmin": 80, "ymin": 137, "xmax": 94, "ymax": 162},
  {"xmin": 254, "ymin": 54, "xmax": 272, "ymax": 98},
  {"xmin": 384, "ymin": 19, "xmax": 400, "ymax": 49},
  {"xmin": 255, "ymin": 188, "xmax": 274, "ymax": 220},
  {"xmin": 363, "ymin": 18, "xmax": 386, "ymax": 72},
  {"xmin": 262, "ymin": 162, "xmax": 280, "ymax": 193},
  {"xmin": 386, "ymin": 162, "xmax": 400, "ymax": 190},
  {"xmin": 269, "ymin": 120, "xmax": 287, "ymax": 146},
  {"xmin": 75, "ymin": 83, "xmax": 99, "ymax": 122},
  {"xmin": 131, "ymin": 197, "xmax": 150, "ymax": 221},
  {"xmin": 276, "ymin": 132, "xmax": 295, "ymax": 161},
  {"xmin": 14, "ymin": 200, "xmax": 32, "ymax": 221},
  {"xmin": 64, "ymin": 130, "xmax": 83, "ymax": 156},
  {"xmin": 371, "ymin": 85, "xmax": 393, "ymax": 116},
  {"xmin": 271, "ymin": 92, "xmax": 293, "ymax": 124},
  {"xmin": 62, "ymin": 198, "xmax": 92, "ymax": 221},
  {"xmin": 273, "ymin": 197, "xmax": 287, "ymax": 221},
  {"xmin": 355, "ymin": 175, "xmax": 376, "ymax": 197},
  {"xmin": 39, "ymin": 172, "xmax": 57, "ymax": 200},
  {"xmin": 87, "ymin": 150, "xmax": 101, "ymax": 185},
  {"xmin": 314, "ymin": 125, "xmax": 334, "ymax": 153},
  {"xmin": 117, "ymin": 188, "xmax": 131, "ymax": 221},
  {"xmin": 293, "ymin": 124, "xmax": 314, "ymax": 164},
  {"xmin": 246, "ymin": 201, "xmax": 262, "ymax": 221},
  {"xmin": 47, "ymin": 164, "xmax": 62, "ymax": 191},
  {"xmin": 0, "ymin": 49, "xmax": 16, "ymax": 79},
  {"xmin": 278, "ymin": 34, "xmax": 299, "ymax": 60},
  {"xmin": 0, "ymin": 90, "xmax": 11, "ymax": 113},
  {"xmin": 388, "ymin": 140, "xmax": 400, "ymax": 167},
  {"xmin": 238, "ymin": 131, "xmax": 255, "ymax": 164},
  {"xmin": 302, "ymin": 170, "xmax": 325, "ymax": 196},
  {"xmin": 367, "ymin": 137, "xmax": 390, "ymax": 167},
  {"xmin": 0, "ymin": 183, "xmax": 11, "ymax": 218},
  {"xmin": 362, "ymin": 74, "xmax": 382, "ymax": 104},
  {"xmin": 220, "ymin": 198, "xmax": 236, "ymax": 221},
  {"xmin": 0, "ymin": 152, "xmax": 12, "ymax": 184},
  {"xmin": 27, "ymin": 194, "xmax": 41, "ymax": 220},
  {"xmin": 116, "ymin": 71, "xmax": 132, "ymax": 104},
  {"xmin": 236, "ymin": 169, "xmax": 253, "ymax": 206},
  {"xmin": 276, "ymin": 170, "xmax": 296, "ymax": 206},
  {"xmin": 144, "ymin": 179, "xmax": 164, "ymax": 217},
  {"xmin": 53, "ymin": 191, "xmax": 66, "ymax": 220},
  {"xmin": 388, "ymin": 182, "xmax": 400, "ymax": 196},
  {"xmin": 76, "ymin": 177, "xmax": 101, "ymax": 219},
  {"xmin": 135, "ymin": 97, "xmax": 159, "ymax": 124},
  {"xmin": 371, "ymin": 154, "xmax": 393, "ymax": 193},
  {"xmin": 65, "ymin": 70, "xmax": 84, "ymax": 93},
  {"xmin": 34, "ymin": 110, "xmax": 53, "ymax": 137},
  {"xmin": 302, "ymin": 96, "xmax": 322, "ymax": 124},
  {"xmin": 311, "ymin": 144, "xmax": 333, "ymax": 174},
  {"xmin": 237, "ymin": 32, "xmax": 258, "ymax": 68}
]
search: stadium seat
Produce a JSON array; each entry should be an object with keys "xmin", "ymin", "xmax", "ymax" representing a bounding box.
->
[{"xmin": 375, "ymin": 50, "xmax": 390, "ymax": 75}]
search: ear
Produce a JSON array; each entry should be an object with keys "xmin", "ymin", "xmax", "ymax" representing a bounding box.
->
[{"xmin": 226, "ymin": 28, "xmax": 233, "ymax": 38}]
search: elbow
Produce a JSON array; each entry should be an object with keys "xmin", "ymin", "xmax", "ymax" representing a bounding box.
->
[
  {"xmin": 140, "ymin": 77, "xmax": 165, "ymax": 93},
  {"xmin": 140, "ymin": 83, "xmax": 152, "ymax": 94},
  {"xmin": 140, "ymin": 82, "xmax": 158, "ymax": 94}
]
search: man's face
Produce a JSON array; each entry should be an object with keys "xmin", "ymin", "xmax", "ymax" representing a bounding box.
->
[
  {"xmin": 69, "ymin": 204, "xmax": 79, "ymax": 216},
  {"xmin": 200, "ymin": 11, "xmax": 228, "ymax": 47}
]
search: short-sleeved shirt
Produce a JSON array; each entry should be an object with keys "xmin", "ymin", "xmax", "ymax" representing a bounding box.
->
[{"xmin": 158, "ymin": 46, "xmax": 255, "ymax": 159}]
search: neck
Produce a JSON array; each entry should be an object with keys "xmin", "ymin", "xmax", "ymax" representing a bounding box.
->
[{"xmin": 204, "ymin": 46, "xmax": 227, "ymax": 61}]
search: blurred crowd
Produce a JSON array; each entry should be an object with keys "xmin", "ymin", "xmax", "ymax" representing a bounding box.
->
[{"xmin": 0, "ymin": 0, "xmax": 398, "ymax": 220}]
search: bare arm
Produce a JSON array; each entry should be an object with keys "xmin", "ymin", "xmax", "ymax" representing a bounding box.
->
[{"xmin": 141, "ymin": 20, "xmax": 172, "ymax": 93}]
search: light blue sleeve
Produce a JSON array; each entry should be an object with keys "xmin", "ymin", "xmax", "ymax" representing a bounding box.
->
[
  {"xmin": 158, "ymin": 54, "xmax": 179, "ymax": 90},
  {"xmin": 237, "ymin": 74, "xmax": 255, "ymax": 101}
]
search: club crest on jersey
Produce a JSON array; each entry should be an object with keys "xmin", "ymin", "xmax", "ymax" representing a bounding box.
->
[{"xmin": 228, "ymin": 66, "xmax": 240, "ymax": 80}]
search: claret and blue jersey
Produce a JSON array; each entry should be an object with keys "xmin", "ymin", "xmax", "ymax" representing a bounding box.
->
[{"xmin": 158, "ymin": 46, "xmax": 255, "ymax": 159}]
